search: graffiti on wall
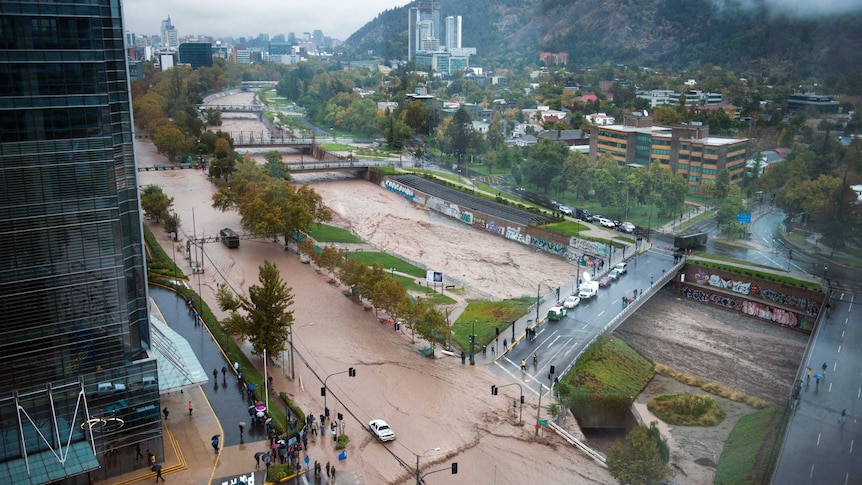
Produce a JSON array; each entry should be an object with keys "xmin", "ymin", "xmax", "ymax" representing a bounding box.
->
[
  {"xmin": 694, "ymin": 268, "xmax": 820, "ymax": 316},
  {"xmin": 750, "ymin": 286, "xmax": 820, "ymax": 316},
  {"xmin": 460, "ymin": 211, "xmax": 473, "ymax": 224},
  {"xmin": 741, "ymin": 301, "xmax": 799, "ymax": 327},
  {"xmin": 568, "ymin": 237, "xmax": 610, "ymax": 257},
  {"xmin": 383, "ymin": 180, "xmax": 414, "ymax": 200},
  {"xmin": 680, "ymin": 286, "xmax": 744, "ymax": 310},
  {"xmin": 506, "ymin": 227, "xmax": 529, "ymax": 244},
  {"xmin": 485, "ymin": 220, "xmax": 505, "ymax": 236},
  {"xmin": 529, "ymin": 235, "xmax": 567, "ymax": 255}
]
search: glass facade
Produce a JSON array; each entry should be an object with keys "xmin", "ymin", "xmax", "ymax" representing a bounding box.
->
[{"xmin": 0, "ymin": 1, "xmax": 161, "ymax": 483}]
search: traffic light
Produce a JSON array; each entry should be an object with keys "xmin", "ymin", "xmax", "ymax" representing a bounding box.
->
[
  {"xmin": 491, "ymin": 385, "xmax": 498, "ymax": 395},
  {"xmin": 549, "ymin": 365, "xmax": 555, "ymax": 375},
  {"xmin": 495, "ymin": 327, "xmax": 499, "ymax": 337},
  {"xmin": 320, "ymin": 387, "xmax": 326, "ymax": 397},
  {"xmin": 337, "ymin": 413, "xmax": 343, "ymax": 421},
  {"xmin": 348, "ymin": 367, "xmax": 356, "ymax": 377},
  {"xmin": 520, "ymin": 395, "xmax": 525, "ymax": 404},
  {"xmin": 451, "ymin": 463, "xmax": 458, "ymax": 474}
]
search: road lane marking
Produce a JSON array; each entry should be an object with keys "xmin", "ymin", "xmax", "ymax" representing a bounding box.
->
[
  {"xmin": 850, "ymin": 440, "xmax": 854, "ymax": 454},
  {"xmin": 582, "ymin": 323, "xmax": 589, "ymax": 329},
  {"xmin": 829, "ymin": 383, "xmax": 832, "ymax": 393},
  {"xmin": 809, "ymin": 463, "xmax": 814, "ymax": 478},
  {"xmin": 598, "ymin": 310, "xmax": 605, "ymax": 317},
  {"xmin": 817, "ymin": 433, "xmax": 821, "ymax": 446}
]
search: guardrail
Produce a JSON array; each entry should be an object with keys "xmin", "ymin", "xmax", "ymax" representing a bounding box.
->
[{"xmin": 548, "ymin": 421, "xmax": 607, "ymax": 467}]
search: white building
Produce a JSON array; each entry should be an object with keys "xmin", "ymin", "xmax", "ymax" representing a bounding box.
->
[{"xmin": 587, "ymin": 113, "xmax": 616, "ymax": 125}]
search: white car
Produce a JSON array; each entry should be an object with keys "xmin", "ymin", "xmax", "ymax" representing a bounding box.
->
[
  {"xmin": 563, "ymin": 295, "xmax": 581, "ymax": 309},
  {"xmin": 599, "ymin": 218, "xmax": 616, "ymax": 229},
  {"xmin": 369, "ymin": 419, "xmax": 395, "ymax": 442},
  {"xmin": 614, "ymin": 262, "xmax": 628, "ymax": 274}
]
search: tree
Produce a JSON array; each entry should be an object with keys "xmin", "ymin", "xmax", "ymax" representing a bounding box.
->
[
  {"xmin": 441, "ymin": 107, "xmax": 474, "ymax": 161},
  {"xmin": 153, "ymin": 125, "xmax": 189, "ymax": 162},
  {"xmin": 380, "ymin": 112, "xmax": 413, "ymax": 149},
  {"xmin": 607, "ymin": 425, "xmax": 671, "ymax": 485},
  {"xmin": 714, "ymin": 168, "xmax": 732, "ymax": 200},
  {"xmin": 140, "ymin": 185, "xmax": 173, "ymax": 222},
  {"xmin": 163, "ymin": 211, "xmax": 181, "ymax": 241},
  {"xmin": 414, "ymin": 306, "xmax": 450, "ymax": 350},
  {"xmin": 216, "ymin": 260, "xmax": 295, "ymax": 360},
  {"xmin": 522, "ymin": 138, "xmax": 569, "ymax": 192},
  {"xmin": 401, "ymin": 101, "xmax": 427, "ymax": 134}
]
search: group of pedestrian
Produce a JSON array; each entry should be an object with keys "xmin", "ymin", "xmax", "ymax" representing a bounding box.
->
[{"xmin": 313, "ymin": 460, "xmax": 335, "ymax": 481}]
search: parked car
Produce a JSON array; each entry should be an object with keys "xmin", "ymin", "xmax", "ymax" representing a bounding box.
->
[
  {"xmin": 575, "ymin": 209, "xmax": 592, "ymax": 222},
  {"xmin": 563, "ymin": 295, "xmax": 581, "ymax": 308},
  {"xmin": 618, "ymin": 222, "xmax": 636, "ymax": 234},
  {"xmin": 598, "ymin": 276, "xmax": 611, "ymax": 288},
  {"xmin": 614, "ymin": 262, "xmax": 628, "ymax": 274},
  {"xmin": 369, "ymin": 419, "xmax": 395, "ymax": 442},
  {"xmin": 558, "ymin": 205, "xmax": 574, "ymax": 216},
  {"xmin": 590, "ymin": 214, "xmax": 604, "ymax": 224},
  {"xmin": 599, "ymin": 218, "xmax": 616, "ymax": 229},
  {"xmin": 608, "ymin": 269, "xmax": 621, "ymax": 281}
]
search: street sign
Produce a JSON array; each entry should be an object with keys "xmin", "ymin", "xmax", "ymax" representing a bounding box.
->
[
  {"xmin": 539, "ymin": 419, "xmax": 548, "ymax": 426},
  {"xmin": 737, "ymin": 213, "xmax": 752, "ymax": 224}
]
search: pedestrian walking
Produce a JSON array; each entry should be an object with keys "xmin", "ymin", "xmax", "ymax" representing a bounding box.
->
[
  {"xmin": 840, "ymin": 409, "xmax": 847, "ymax": 424},
  {"xmin": 491, "ymin": 345, "xmax": 495, "ymax": 355},
  {"xmin": 153, "ymin": 464, "xmax": 164, "ymax": 482},
  {"xmin": 331, "ymin": 466, "xmax": 336, "ymax": 480},
  {"xmin": 234, "ymin": 361, "xmax": 240, "ymax": 372},
  {"xmin": 822, "ymin": 362, "xmax": 828, "ymax": 374},
  {"xmin": 332, "ymin": 427, "xmax": 337, "ymax": 442},
  {"xmin": 135, "ymin": 443, "xmax": 143, "ymax": 461},
  {"xmin": 148, "ymin": 450, "xmax": 155, "ymax": 465},
  {"xmin": 162, "ymin": 407, "xmax": 169, "ymax": 421},
  {"xmin": 211, "ymin": 436, "xmax": 219, "ymax": 454},
  {"xmin": 806, "ymin": 367, "xmax": 811, "ymax": 383},
  {"xmin": 221, "ymin": 366, "xmax": 227, "ymax": 383},
  {"xmin": 212, "ymin": 368, "xmax": 218, "ymax": 382},
  {"xmin": 325, "ymin": 461, "xmax": 330, "ymax": 477},
  {"xmin": 239, "ymin": 422, "xmax": 245, "ymax": 439},
  {"xmin": 503, "ymin": 338, "xmax": 507, "ymax": 349},
  {"xmin": 188, "ymin": 401, "xmax": 193, "ymax": 416}
]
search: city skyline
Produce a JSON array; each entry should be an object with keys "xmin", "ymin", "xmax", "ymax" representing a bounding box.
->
[{"xmin": 123, "ymin": 0, "xmax": 410, "ymax": 41}]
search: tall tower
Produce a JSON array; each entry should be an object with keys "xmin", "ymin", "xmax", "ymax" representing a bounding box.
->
[
  {"xmin": 408, "ymin": 7, "xmax": 420, "ymax": 60},
  {"xmin": 0, "ymin": 0, "xmax": 162, "ymax": 483},
  {"xmin": 161, "ymin": 15, "xmax": 178, "ymax": 50},
  {"xmin": 445, "ymin": 15, "xmax": 462, "ymax": 49}
]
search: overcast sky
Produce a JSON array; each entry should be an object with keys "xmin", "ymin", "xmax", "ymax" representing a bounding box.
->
[{"xmin": 122, "ymin": 0, "xmax": 410, "ymax": 40}]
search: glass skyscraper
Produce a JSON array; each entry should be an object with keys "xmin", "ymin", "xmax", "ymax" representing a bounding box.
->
[{"xmin": 0, "ymin": 1, "xmax": 162, "ymax": 483}]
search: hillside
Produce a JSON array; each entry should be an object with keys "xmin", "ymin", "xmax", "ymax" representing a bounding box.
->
[{"xmin": 346, "ymin": 0, "xmax": 862, "ymax": 84}]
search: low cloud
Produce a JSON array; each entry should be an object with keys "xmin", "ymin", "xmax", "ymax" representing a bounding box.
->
[{"xmin": 711, "ymin": 0, "xmax": 862, "ymax": 17}]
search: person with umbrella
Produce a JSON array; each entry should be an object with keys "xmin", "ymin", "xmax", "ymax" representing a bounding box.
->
[
  {"xmin": 152, "ymin": 463, "xmax": 164, "ymax": 482},
  {"xmin": 211, "ymin": 435, "xmax": 220, "ymax": 454}
]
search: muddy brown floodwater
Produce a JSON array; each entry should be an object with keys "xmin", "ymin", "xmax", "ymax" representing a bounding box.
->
[
  {"xmin": 137, "ymin": 143, "xmax": 615, "ymax": 485},
  {"xmin": 136, "ymin": 91, "xmax": 809, "ymax": 484}
]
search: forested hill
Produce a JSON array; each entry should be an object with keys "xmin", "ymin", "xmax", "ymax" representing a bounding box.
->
[{"xmin": 346, "ymin": 0, "xmax": 862, "ymax": 88}]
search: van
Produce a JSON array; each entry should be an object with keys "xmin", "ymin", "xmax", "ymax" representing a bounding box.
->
[{"xmin": 220, "ymin": 228, "xmax": 240, "ymax": 248}]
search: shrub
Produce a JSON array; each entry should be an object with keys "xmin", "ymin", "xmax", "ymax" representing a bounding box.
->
[{"xmin": 336, "ymin": 434, "xmax": 350, "ymax": 450}]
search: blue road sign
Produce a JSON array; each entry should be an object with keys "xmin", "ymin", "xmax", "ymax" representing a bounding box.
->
[{"xmin": 737, "ymin": 213, "xmax": 752, "ymax": 224}]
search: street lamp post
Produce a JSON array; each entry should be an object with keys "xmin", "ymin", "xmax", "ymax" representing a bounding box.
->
[
  {"xmin": 415, "ymin": 447, "xmax": 440, "ymax": 485},
  {"xmin": 617, "ymin": 180, "xmax": 629, "ymax": 220},
  {"xmin": 469, "ymin": 320, "xmax": 476, "ymax": 365}
]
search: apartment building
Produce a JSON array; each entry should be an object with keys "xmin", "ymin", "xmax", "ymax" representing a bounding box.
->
[{"xmin": 590, "ymin": 115, "xmax": 748, "ymax": 192}]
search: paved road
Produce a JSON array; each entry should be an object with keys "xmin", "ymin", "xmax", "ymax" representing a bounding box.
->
[
  {"xmin": 491, "ymin": 248, "xmax": 680, "ymax": 402},
  {"xmin": 772, "ymin": 290, "xmax": 862, "ymax": 484}
]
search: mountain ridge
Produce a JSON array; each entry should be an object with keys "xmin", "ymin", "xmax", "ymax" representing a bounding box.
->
[{"xmin": 346, "ymin": 0, "xmax": 862, "ymax": 85}]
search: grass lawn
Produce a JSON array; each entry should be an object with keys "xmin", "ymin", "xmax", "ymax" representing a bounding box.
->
[
  {"xmin": 452, "ymin": 298, "xmax": 533, "ymax": 351},
  {"xmin": 307, "ymin": 224, "xmax": 363, "ymax": 243},
  {"xmin": 565, "ymin": 335, "xmax": 654, "ymax": 395},
  {"xmin": 714, "ymin": 406, "xmax": 782, "ymax": 485},
  {"xmin": 343, "ymin": 251, "xmax": 426, "ymax": 278},
  {"xmin": 392, "ymin": 274, "xmax": 456, "ymax": 305}
]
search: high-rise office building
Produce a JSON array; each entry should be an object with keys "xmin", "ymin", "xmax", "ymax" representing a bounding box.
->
[
  {"xmin": 445, "ymin": 15, "xmax": 461, "ymax": 49},
  {"xmin": 0, "ymin": 1, "xmax": 163, "ymax": 483},
  {"xmin": 161, "ymin": 15, "xmax": 178, "ymax": 50}
]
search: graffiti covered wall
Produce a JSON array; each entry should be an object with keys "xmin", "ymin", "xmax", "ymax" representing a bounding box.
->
[{"xmin": 678, "ymin": 264, "xmax": 823, "ymax": 332}]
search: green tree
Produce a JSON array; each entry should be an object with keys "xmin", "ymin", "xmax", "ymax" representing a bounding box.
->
[
  {"xmin": 153, "ymin": 125, "xmax": 189, "ymax": 162},
  {"xmin": 523, "ymin": 138, "xmax": 569, "ymax": 192},
  {"xmin": 714, "ymin": 168, "xmax": 732, "ymax": 200},
  {"xmin": 263, "ymin": 150, "xmax": 290, "ymax": 180},
  {"xmin": 163, "ymin": 211, "xmax": 181, "ymax": 241},
  {"xmin": 414, "ymin": 306, "xmax": 450, "ymax": 350},
  {"xmin": 216, "ymin": 261, "xmax": 295, "ymax": 360},
  {"xmin": 380, "ymin": 112, "xmax": 413, "ymax": 149},
  {"xmin": 401, "ymin": 101, "xmax": 427, "ymax": 134},
  {"xmin": 140, "ymin": 185, "xmax": 173, "ymax": 222},
  {"xmin": 607, "ymin": 425, "xmax": 671, "ymax": 485},
  {"xmin": 441, "ymin": 107, "xmax": 474, "ymax": 162},
  {"xmin": 204, "ymin": 108, "xmax": 223, "ymax": 127}
]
